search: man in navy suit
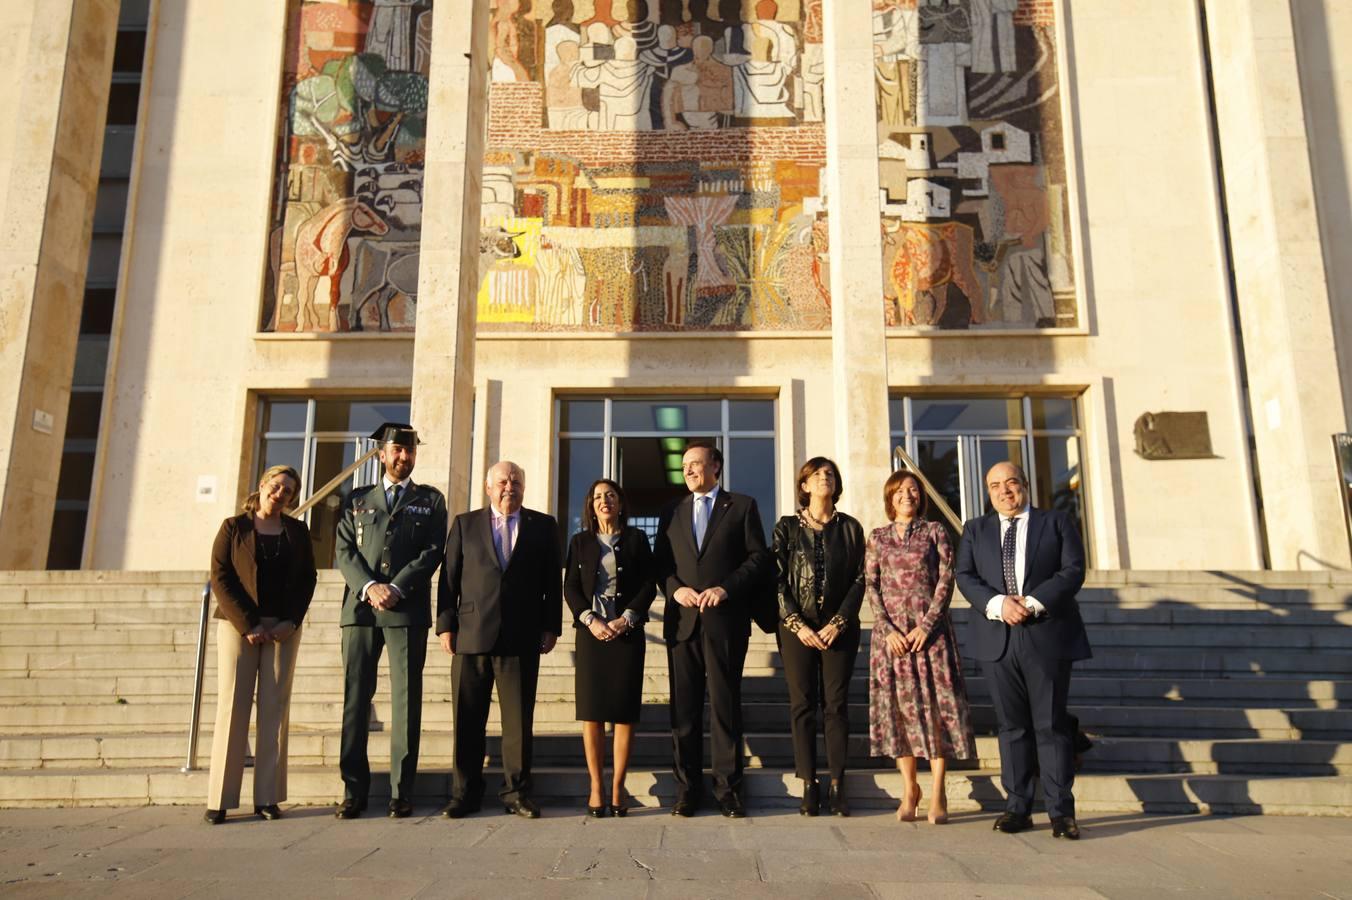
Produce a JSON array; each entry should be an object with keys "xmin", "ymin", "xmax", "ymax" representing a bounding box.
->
[
  {"xmin": 653, "ymin": 441, "xmax": 769, "ymax": 818},
  {"xmin": 955, "ymin": 461, "xmax": 1092, "ymax": 840}
]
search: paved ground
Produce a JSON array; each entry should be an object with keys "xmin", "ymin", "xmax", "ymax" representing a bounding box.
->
[{"xmin": 1, "ymin": 804, "xmax": 1350, "ymax": 899}]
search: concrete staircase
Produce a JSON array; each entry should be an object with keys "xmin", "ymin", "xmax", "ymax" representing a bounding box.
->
[{"xmin": 2, "ymin": 570, "xmax": 1351, "ymax": 815}]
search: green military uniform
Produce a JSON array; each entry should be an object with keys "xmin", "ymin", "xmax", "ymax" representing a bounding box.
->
[{"xmin": 335, "ymin": 455, "xmax": 447, "ymax": 808}]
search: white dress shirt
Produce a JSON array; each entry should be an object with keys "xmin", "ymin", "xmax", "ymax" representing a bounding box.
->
[{"xmin": 984, "ymin": 507, "xmax": 1047, "ymax": 621}]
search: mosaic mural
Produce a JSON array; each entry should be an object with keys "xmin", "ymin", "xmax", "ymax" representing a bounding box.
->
[
  {"xmin": 261, "ymin": 1, "xmax": 433, "ymax": 333},
  {"xmin": 872, "ymin": 0, "xmax": 1077, "ymax": 330},
  {"xmin": 477, "ymin": 0, "xmax": 831, "ymax": 332}
]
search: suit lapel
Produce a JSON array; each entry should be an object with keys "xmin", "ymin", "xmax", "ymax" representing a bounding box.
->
[
  {"xmin": 699, "ymin": 491, "xmax": 734, "ymax": 557},
  {"xmin": 982, "ymin": 512, "xmax": 1002, "ymax": 581},
  {"xmin": 674, "ymin": 495, "xmax": 697, "ymax": 557},
  {"xmin": 237, "ymin": 515, "xmax": 256, "ymax": 563},
  {"xmin": 576, "ymin": 530, "xmax": 600, "ymax": 598},
  {"xmin": 479, "ymin": 508, "xmax": 503, "ymax": 571},
  {"xmin": 375, "ymin": 483, "xmax": 390, "ymax": 514},
  {"xmin": 1022, "ymin": 507, "xmax": 1047, "ymax": 587}
]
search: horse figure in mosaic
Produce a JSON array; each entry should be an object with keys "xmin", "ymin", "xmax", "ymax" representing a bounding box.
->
[{"xmin": 294, "ymin": 198, "xmax": 389, "ymax": 332}]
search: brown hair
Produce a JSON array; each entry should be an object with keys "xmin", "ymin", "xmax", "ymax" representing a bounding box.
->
[
  {"xmin": 795, "ymin": 456, "xmax": 842, "ymax": 508},
  {"xmin": 882, "ymin": 469, "xmax": 927, "ymax": 522},
  {"xmin": 580, "ymin": 478, "xmax": 629, "ymax": 533},
  {"xmin": 243, "ymin": 465, "xmax": 301, "ymax": 516}
]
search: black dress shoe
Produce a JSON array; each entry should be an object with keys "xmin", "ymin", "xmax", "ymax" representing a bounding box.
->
[
  {"xmin": 586, "ymin": 804, "xmax": 610, "ymax": 819},
  {"xmin": 1051, "ymin": 816, "xmax": 1081, "ymax": 840},
  {"xmin": 334, "ymin": 800, "xmax": 366, "ymax": 820},
  {"xmin": 505, "ymin": 797, "xmax": 541, "ymax": 818},
  {"xmin": 254, "ymin": 804, "xmax": 282, "ymax": 821},
  {"xmin": 203, "ymin": 808, "xmax": 225, "ymax": 825},
  {"xmin": 440, "ymin": 797, "xmax": 480, "ymax": 819},
  {"xmin": 799, "ymin": 780, "xmax": 820, "ymax": 817},
  {"xmin": 670, "ymin": 798, "xmax": 697, "ymax": 817},
  {"xmin": 719, "ymin": 794, "xmax": 747, "ymax": 819},
  {"xmin": 993, "ymin": 812, "xmax": 1034, "ymax": 834},
  {"xmin": 388, "ymin": 798, "xmax": 413, "ymax": 819},
  {"xmin": 828, "ymin": 779, "xmax": 850, "ymax": 817}
]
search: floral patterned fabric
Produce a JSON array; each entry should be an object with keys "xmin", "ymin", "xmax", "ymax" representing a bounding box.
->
[{"xmin": 866, "ymin": 521, "xmax": 976, "ymax": 760}]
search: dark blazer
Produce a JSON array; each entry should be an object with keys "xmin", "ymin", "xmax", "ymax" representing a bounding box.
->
[
  {"xmin": 653, "ymin": 489, "xmax": 769, "ymax": 644},
  {"xmin": 563, "ymin": 527, "xmax": 657, "ymax": 626},
  {"xmin": 772, "ymin": 512, "xmax": 866, "ymax": 628},
  {"xmin": 335, "ymin": 481, "xmax": 448, "ymax": 629},
  {"xmin": 436, "ymin": 506, "xmax": 563, "ymax": 655},
  {"xmin": 954, "ymin": 507, "xmax": 1092, "ymax": 664},
  {"xmin": 209, "ymin": 514, "xmax": 317, "ymax": 635}
]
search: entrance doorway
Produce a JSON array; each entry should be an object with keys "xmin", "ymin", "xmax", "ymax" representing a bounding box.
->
[{"xmin": 556, "ymin": 397, "xmax": 777, "ymax": 547}]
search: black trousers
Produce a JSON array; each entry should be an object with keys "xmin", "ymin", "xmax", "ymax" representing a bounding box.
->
[
  {"xmin": 668, "ymin": 620, "xmax": 749, "ymax": 802},
  {"xmin": 986, "ymin": 625, "xmax": 1076, "ymax": 819},
  {"xmin": 777, "ymin": 624, "xmax": 859, "ymax": 783},
  {"xmin": 450, "ymin": 652, "xmax": 540, "ymax": 804},
  {"xmin": 339, "ymin": 625, "xmax": 427, "ymax": 803}
]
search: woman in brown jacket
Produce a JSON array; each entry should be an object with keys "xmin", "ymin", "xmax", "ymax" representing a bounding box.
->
[{"xmin": 204, "ymin": 464, "xmax": 317, "ymax": 824}]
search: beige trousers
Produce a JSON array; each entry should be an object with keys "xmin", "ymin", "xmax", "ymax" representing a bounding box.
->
[{"xmin": 205, "ymin": 617, "xmax": 302, "ymax": 810}]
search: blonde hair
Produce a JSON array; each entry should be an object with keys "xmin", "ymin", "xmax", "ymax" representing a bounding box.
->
[{"xmin": 243, "ymin": 465, "xmax": 301, "ymax": 516}]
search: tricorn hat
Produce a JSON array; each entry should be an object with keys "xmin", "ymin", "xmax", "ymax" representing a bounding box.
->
[{"xmin": 369, "ymin": 422, "xmax": 421, "ymax": 448}]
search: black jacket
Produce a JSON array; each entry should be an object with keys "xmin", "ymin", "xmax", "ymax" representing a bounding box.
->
[
  {"xmin": 563, "ymin": 527, "xmax": 657, "ymax": 626},
  {"xmin": 653, "ymin": 489, "xmax": 769, "ymax": 644},
  {"xmin": 436, "ymin": 506, "xmax": 563, "ymax": 655},
  {"xmin": 772, "ymin": 512, "xmax": 866, "ymax": 629}
]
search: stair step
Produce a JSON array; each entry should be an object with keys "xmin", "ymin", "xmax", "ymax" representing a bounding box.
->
[{"xmin": 1, "ymin": 765, "xmax": 1347, "ymax": 816}]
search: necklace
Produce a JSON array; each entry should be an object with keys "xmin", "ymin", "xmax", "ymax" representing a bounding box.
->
[
  {"xmin": 257, "ymin": 529, "xmax": 287, "ymax": 561},
  {"xmin": 800, "ymin": 506, "xmax": 835, "ymax": 528}
]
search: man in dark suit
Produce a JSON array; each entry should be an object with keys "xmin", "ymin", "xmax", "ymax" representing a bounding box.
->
[
  {"xmin": 436, "ymin": 460, "xmax": 562, "ymax": 819},
  {"xmin": 955, "ymin": 461, "xmax": 1092, "ymax": 840},
  {"xmin": 334, "ymin": 423, "xmax": 448, "ymax": 819},
  {"xmin": 654, "ymin": 441, "xmax": 769, "ymax": 818}
]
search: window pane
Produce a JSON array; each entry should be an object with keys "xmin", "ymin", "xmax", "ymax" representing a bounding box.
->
[
  {"xmin": 612, "ymin": 399, "xmax": 721, "ymax": 432},
  {"xmin": 259, "ymin": 438, "xmax": 305, "ymax": 476},
  {"xmin": 1031, "ymin": 397, "xmax": 1077, "ymax": 431},
  {"xmin": 1033, "ymin": 435, "xmax": 1086, "ymax": 542},
  {"xmin": 63, "ymin": 392, "xmax": 103, "ymax": 441},
  {"xmin": 344, "ymin": 400, "xmax": 411, "ymax": 435},
  {"xmin": 86, "ymin": 236, "xmax": 122, "ymax": 285},
  {"xmin": 915, "ymin": 438, "xmax": 962, "ymax": 526},
  {"xmin": 105, "ymin": 82, "xmax": 140, "ymax": 126},
  {"xmin": 910, "ymin": 398, "xmax": 1023, "ymax": 432},
  {"xmin": 101, "ymin": 128, "xmax": 135, "ymax": 177},
  {"xmin": 558, "ymin": 438, "xmax": 604, "ymax": 548},
  {"xmin": 560, "ymin": 399, "xmax": 604, "ymax": 432},
  {"xmin": 728, "ymin": 437, "xmax": 776, "ymax": 540},
  {"xmin": 112, "ymin": 29, "xmax": 147, "ymax": 73},
  {"xmin": 55, "ymin": 451, "xmax": 95, "ymax": 502},
  {"xmin": 889, "ymin": 397, "xmax": 905, "ymax": 434},
  {"xmin": 72, "ymin": 338, "xmax": 109, "ymax": 388},
  {"xmin": 264, "ymin": 402, "xmax": 308, "ymax": 434},
  {"xmin": 46, "ymin": 510, "xmax": 89, "ymax": 570},
  {"xmin": 92, "ymin": 180, "xmax": 129, "ymax": 233},
  {"xmin": 80, "ymin": 288, "xmax": 116, "ymax": 335},
  {"xmin": 728, "ymin": 399, "xmax": 774, "ymax": 431}
]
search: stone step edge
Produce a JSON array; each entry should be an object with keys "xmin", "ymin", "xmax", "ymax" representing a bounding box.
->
[{"xmin": 1, "ymin": 767, "xmax": 1349, "ymax": 816}]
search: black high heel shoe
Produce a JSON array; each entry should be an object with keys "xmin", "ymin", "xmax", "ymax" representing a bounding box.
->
[
  {"xmin": 586, "ymin": 804, "xmax": 610, "ymax": 818},
  {"xmin": 611, "ymin": 791, "xmax": 632, "ymax": 817}
]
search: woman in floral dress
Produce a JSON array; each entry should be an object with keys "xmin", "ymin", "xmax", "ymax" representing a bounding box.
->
[{"xmin": 867, "ymin": 470, "xmax": 976, "ymax": 824}]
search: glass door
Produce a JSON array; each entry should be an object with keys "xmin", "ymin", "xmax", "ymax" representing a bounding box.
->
[{"xmin": 972, "ymin": 438, "xmax": 1028, "ymax": 515}]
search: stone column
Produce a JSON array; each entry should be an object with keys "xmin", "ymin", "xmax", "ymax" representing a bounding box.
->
[
  {"xmin": 409, "ymin": 0, "xmax": 491, "ymax": 515},
  {"xmin": 1205, "ymin": 0, "xmax": 1351, "ymax": 568},
  {"xmin": 822, "ymin": 0, "xmax": 891, "ymax": 531},
  {"xmin": 0, "ymin": 0, "xmax": 118, "ymax": 569}
]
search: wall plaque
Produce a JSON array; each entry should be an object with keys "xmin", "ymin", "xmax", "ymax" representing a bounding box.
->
[{"xmin": 1133, "ymin": 412, "xmax": 1214, "ymax": 460}]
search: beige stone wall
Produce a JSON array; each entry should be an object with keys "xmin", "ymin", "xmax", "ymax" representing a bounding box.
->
[
  {"xmin": 1292, "ymin": 0, "xmax": 1352, "ymax": 426},
  {"xmin": 84, "ymin": 0, "xmax": 1352, "ymax": 571},
  {"xmin": 87, "ymin": 1, "xmax": 415, "ymax": 569},
  {"xmin": 0, "ymin": 0, "xmax": 118, "ymax": 569}
]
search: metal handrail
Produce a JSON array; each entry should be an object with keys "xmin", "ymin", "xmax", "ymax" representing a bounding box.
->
[
  {"xmin": 182, "ymin": 581, "xmax": 211, "ymax": 772},
  {"xmin": 891, "ymin": 445, "xmax": 963, "ymax": 531},
  {"xmin": 182, "ymin": 447, "xmax": 379, "ymax": 773},
  {"xmin": 292, "ymin": 445, "xmax": 381, "ymax": 518}
]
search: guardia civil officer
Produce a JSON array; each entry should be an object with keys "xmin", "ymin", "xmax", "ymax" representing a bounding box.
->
[{"xmin": 334, "ymin": 423, "xmax": 447, "ymax": 819}]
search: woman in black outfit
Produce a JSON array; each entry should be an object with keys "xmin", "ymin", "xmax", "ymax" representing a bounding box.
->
[
  {"xmin": 564, "ymin": 478, "xmax": 656, "ymax": 817},
  {"xmin": 773, "ymin": 456, "xmax": 867, "ymax": 816}
]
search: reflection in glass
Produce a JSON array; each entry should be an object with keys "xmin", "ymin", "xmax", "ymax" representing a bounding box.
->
[
  {"xmin": 260, "ymin": 438, "xmax": 305, "ymax": 476},
  {"xmin": 728, "ymin": 437, "xmax": 776, "ymax": 541},
  {"xmin": 264, "ymin": 402, "xmax": 308, "ymax": 434},
  {"xmin": 612, "ymin": 399, "xmax": 721, "ymax": 432},
  {"xmin": 916, "ymin": 438, "xmax": 962, "ymax": 523},
  {"xmin": 558, "ymin": 438, "xmax": 604, "ymax": 548},
  {"xmin": 1031, "ymin": 397, "xmax": 1076, "ymax": 431},
  {"xmin": 728, "ymin": 400, "xmax": 774, "ymax": 431},
  {"xmin": 1033, "ymin": 435, "xmax": 1085, "ymax": 542},
  {"xmin": 912, "ymin": 398, "xmax": 1023, "ymax": 432},
  {"xmin": 561, "ymin": 399, "xmax": 604, "ymax": 433}
]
